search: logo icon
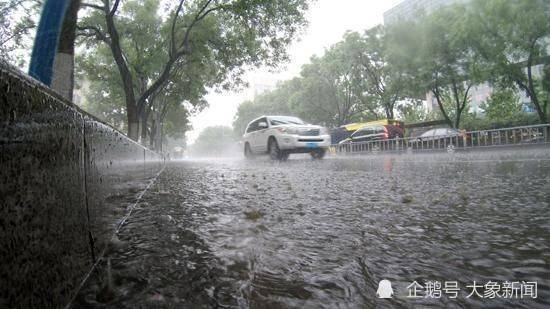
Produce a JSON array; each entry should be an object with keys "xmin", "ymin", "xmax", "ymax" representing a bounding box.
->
[{"xmin": 377, "ymin": 279, "xmax": 394, "ymax": 298}]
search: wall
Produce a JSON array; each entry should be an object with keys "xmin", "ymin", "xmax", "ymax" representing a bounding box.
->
[{"xmin": 0, "ymin": 63, "xmax": 163, "ymax": 308}]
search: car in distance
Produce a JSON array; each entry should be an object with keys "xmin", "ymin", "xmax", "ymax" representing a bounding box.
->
[
  {"xmin": 338, "ymin": 124, "xmax": 404, "ymax": 145},
  {"xmin": 242, "ymin": 116, "xmax": 331, "ymax": 160},
  {"xmin": 417, "ymin": 128, "xmax": 463, "ymax": 140},
  {"xmin": 408, "ymin": 128, "xmax": 468, "ymax": 150}
]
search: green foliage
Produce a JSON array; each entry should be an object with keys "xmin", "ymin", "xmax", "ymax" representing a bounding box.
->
[
  {"xmin": 360, "ymin": 26, "xmax": 411, "ymax": 119},
  {"xmin": 295, "ymin": 32, "xmax": 375, "ymax": 126},
  {"xmin": 189, "ymin": 125, "xmax": 237, "ymax": 156},
  {"xmin": 232, "ymin": 0, "xmax": 548, "ymax": 131},
  {"xmin": 398, "ymin": 102, "xmax": 430, "ymax": 123},
  {"xmin": 466, "ymin": 0, "xmax": 550, "ymax": 122},
  {"xmin": 76, "ymin": 40, "xmax": 128, "ymax": 128},
  {"xmin": 541, "ymin": 64, "xmax": 550, "ymax": 110},
  {"xmin": 80, "ymin": 77, "xmax": 127, "ymax": 131},
  {"xmin": 76, "ymin": 0, "xmax": 245, "ymax": 141},
  {"xmin": 543, "ymin": 65, "xmax": 550, "ymax": 93},
  {"xmin": 4, "ymin": 0, "xmax": 547, "ymax": 137},
  {"xmin": 460, "ymin": 112, "xmax": 540, "ymax": 131},
  {"xmin": 480, "ymin": 88, "xmax": 522, "ymax": 122},
  {"xmin": 0, "ymin": 0, "xmax": 39, "ymax": 66},
  {"xmin": 395, "ymin": 4, "xmax": 485, "ymax": 128},
  {"xmin": 233, "ymin": 28, "xmax": 415, "ymax": 132},
  {"xmin": 232, "ymin": 79, "xmax": 295, "ymax": 135},
  {"xmin": 77, "ymin": 0, "xmax": 312, "ymax": 141},
  {"xmin": 162, "ymin": 103, "xmax": 192, "ymax": 140}
]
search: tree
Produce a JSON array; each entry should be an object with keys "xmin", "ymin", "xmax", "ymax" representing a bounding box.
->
[
  {"xmin": 147, "ymin": 66, "xmax": 208, "ymax": 150},
  {"xmin": 359, "ymin": 26, "xmax": 408, "ymax": 119},
  {"xmin": 294, "ymin": 42, "xmax": 370, "ymax": 127},
  {"xmin": 156, "ymin": 101, "xmax": 192, "ymax": 151},
  {"xmin": 77, "ymin": 0, "xmax": 228, "ymax": 149},
  {"xmin": 232, "ymin": 79, "xmax": 295, "ymax": 136},
  {"xmin": 291, "ymin": 56, "xmax": 345, "ymax": 126},
  {"xmin": 399, "ymin": 5, "xmax": 484, "ymax": 128},
  {"xmin": 189, "ymin": 125, "xmax": 237, "ymax": 156},
  {"xmin": 466, "ymin": 0, "xmax": 550, "ymax": 123},
  {"xmin": 233, "ymin": 29, "xmax": 414, "ymax": 129},
  {"xmin": 78, "ymin": 0, "xmax": 311, "ymax": 141},
  {"xmin": 542, "ymin": 64, "xmax": 550, "ymax": 111},
  {"xmin": 0, "ymin": 0, "xmax": 38, "ymax": 65},
  {"xmin": 77, "ymin": 12, "xmax": 209, "ymax": 149},
  {"xmin": 480, "ymin": 87, "xmax": 522, "ymax": 122},
  {"xmin": 78, "ymin": 61, "xmax": 198, "ymax": 149},
  {"xmin": 398, "ymin": 102, "xmax": 430, "ymax": 123},
  {"xmin": 543, "ymin": 64, "xmax": 550, "ymax": 94},
  {"xmin": 289, "ymin": 29, "xmax": 414, "ymax": 126}
]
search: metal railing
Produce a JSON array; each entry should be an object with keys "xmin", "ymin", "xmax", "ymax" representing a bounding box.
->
[{"xmin": 333, "ymin": 123, "xmax": 550, "ymax": 154}]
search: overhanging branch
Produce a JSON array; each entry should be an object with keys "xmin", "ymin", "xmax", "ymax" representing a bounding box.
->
[
  {"xmin": 109, "ymin": 0, "xmax": 120, "ymax": 16},
  {"xmin": 81, "ymin": 2, "xmax": 105, "ymax": 10},
  {"xmin": 76, "ymin": 25, "xmax": 110, "ymax": 44}
]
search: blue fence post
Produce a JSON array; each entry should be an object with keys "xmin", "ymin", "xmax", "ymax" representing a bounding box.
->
[{"xmin": 28, "ymin": 0, "xmax": 71, "ymax": 86}]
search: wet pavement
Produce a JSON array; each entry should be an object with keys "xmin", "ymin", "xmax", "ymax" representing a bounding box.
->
[{"xmin": 77, "ymin": 149, "xmax": 550, "ymax": 308}]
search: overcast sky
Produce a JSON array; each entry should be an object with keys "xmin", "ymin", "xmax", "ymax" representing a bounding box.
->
[{"xmin": 186, "ymin": 0, "xmax": 403, "ymax": 144}]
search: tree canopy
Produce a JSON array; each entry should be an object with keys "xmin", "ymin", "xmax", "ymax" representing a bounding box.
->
[
  {"xmin": 1, "ymin": 0, "xmax": 548, "ymax": 142},
  {"xmin": 77, "ymin": 0, "xmax": 312, "ymax": 142},
  {"xmin": 233, "ymin": 0, "xmax": 549, "ymax": 133},
  {"xmin": 188, "ymin": 125, "xmax": 237, "ymax": 156},
  {"xmin": 466, "ymin": 0, "xmax": 549, "ymax": 123}
]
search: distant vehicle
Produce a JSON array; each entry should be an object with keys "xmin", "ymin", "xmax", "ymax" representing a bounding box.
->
[
  {"xmin": 332, "ymin": 119, "xmax": 404, "ymax": 144},
  {"xmin": 341, "ymin": 119, "xmax": 404, "ymax": 132},
  {"xmin": 242, "ymin": 116, "xmax": 331, "ymax": 160},
  {"xmin": 338, "ymin": 124, "xmax": 404, "ymax": 145},
  {"xmin": 416, "ymin": 128, "xmax": 464, "ymax": 141},
  {"xmin": 409, "ymin": 128, "xmax": 468, "ymax": 150}
]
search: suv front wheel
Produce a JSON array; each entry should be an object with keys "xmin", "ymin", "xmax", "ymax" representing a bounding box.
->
[
  {"xmin": 268, "ymin": 138, "xmax": 283, "ymax": 160},
  {"xmin": 310, "ymin": 148, "xmax": 326, "ymax": 160},
  {"xmin": 244, "ymin": 142, "xmax": 254, "ymax": 159}
]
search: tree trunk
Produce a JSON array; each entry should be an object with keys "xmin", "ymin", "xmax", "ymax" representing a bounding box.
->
[
  {"xmin": 152, "ymin": 108, "xmax": 163, "ymax": 152},
  {"xmin": 432, "ymin": 88, "xmax": 453, "ymax": 128},
  {"xmin": 158, "ymin": 121, "xmax": 163, "ymax": 152},
  {"xmin": 454, "ymin": 110, "xmax": 461, "ymax": 129},
  {"xmin": 51, "ymin": 0, "xmax": 80, "ymax": 100},
  {"xmin": 531, "ymin": 95, "xmax": 547, "ymax": 124},
  {"xmin": 454, "ymin": 98, "xmax": 461, "ymax": 129},
  {"xmin": 149, "ymin": 118, "xmax": 156, "ymax": 149},
  {"xmin": 140, "ymin": 111, "xmax": 148, "ymax": 144},
  {"xmin": 527, "ymin": 63, "xmax": 547, "ymax": 123},
  {"xmin": 104, "ymin": 4, "xmax": 139, "ymax": 140},
  {"xmin": 385, "ymin": 106, "xmax": 394, "ymax": 119},
  {"xmin": 127, "ymin": 104, "xmax": 139, "ymax": 141},
  {"xmin": 450, "ymin": 80, "xmax": 462, "ymax": 129}
]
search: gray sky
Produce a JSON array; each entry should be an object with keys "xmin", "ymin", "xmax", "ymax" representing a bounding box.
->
[{"xmin": 186, "ymin": 0, "xmax": 403, "ymax": 143}]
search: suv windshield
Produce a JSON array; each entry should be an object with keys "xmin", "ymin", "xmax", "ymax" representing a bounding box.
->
[{"xmin": 269, "ymin": 116, "xmax": 306, "ymax": 126}]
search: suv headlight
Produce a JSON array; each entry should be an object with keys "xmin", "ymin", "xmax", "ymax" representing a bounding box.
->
[{"xmin": 320, "ymin": 127, "xmax": 329, "ymax": 135}]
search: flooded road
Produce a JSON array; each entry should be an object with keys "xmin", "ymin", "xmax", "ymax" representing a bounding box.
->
[{"xmin": 78, "ymin": 149, "xmax": 550, "ymax": 308}]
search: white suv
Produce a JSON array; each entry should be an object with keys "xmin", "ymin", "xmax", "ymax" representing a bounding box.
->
[{"xmin": 242, "ymin": 115, "xmax": 331, "ymax": 160}]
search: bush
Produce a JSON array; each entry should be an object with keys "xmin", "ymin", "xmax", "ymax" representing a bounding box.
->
[
  {"xmin": 460, "ymin": 113, "xmax": 540, "ymax": 131},
  {"xmin": 459, "ymin": 87, "xmax": 539, "ymax": 131}
]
